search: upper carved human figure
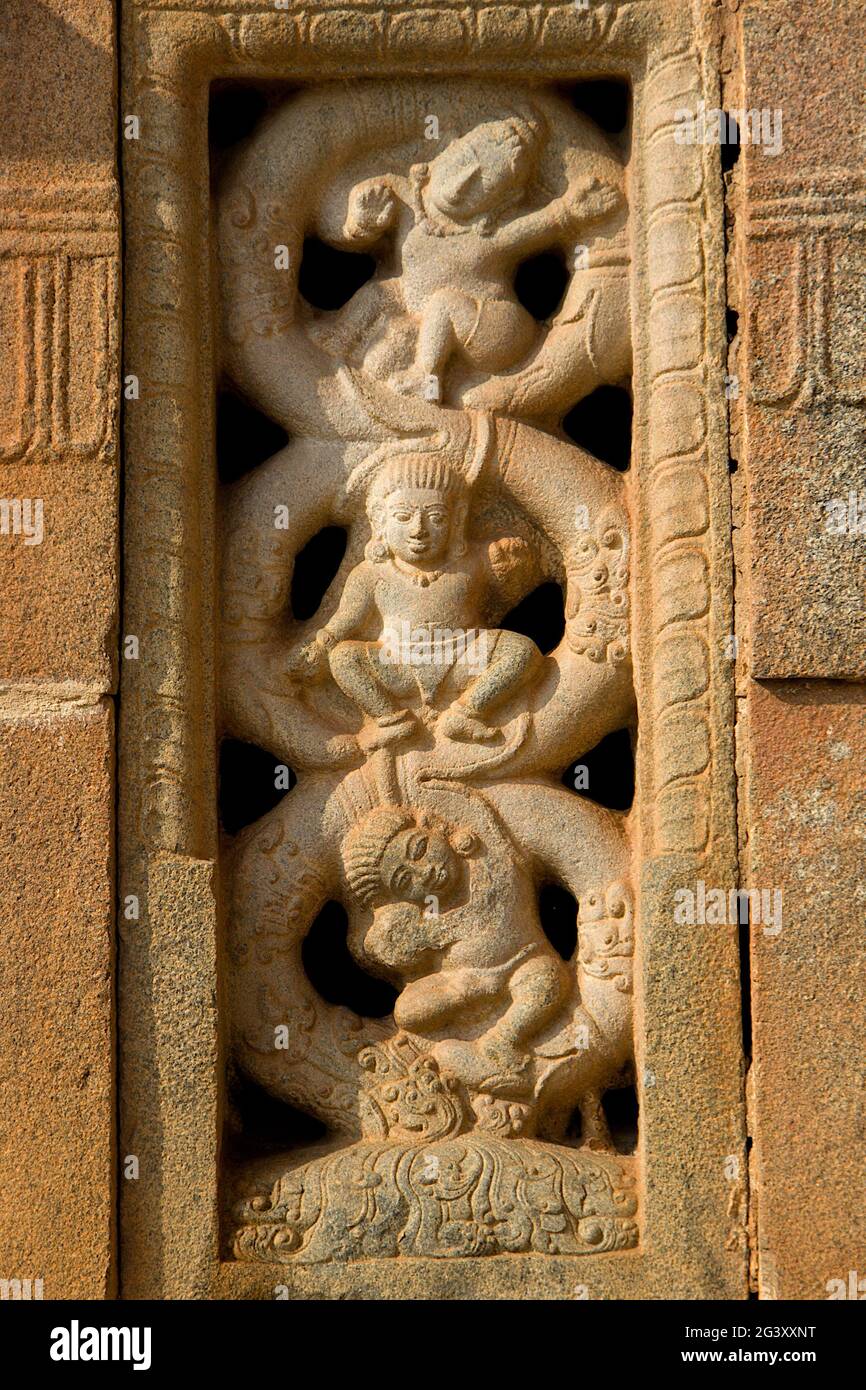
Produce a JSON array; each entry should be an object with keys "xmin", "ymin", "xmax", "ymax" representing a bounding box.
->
[
  {"xmin": 338, "ymin": 114, "xmax": 621, "ymax": 396},
  {"xmin": 218, "ymin": 82, "xmax": 630, "ymax": 428}
]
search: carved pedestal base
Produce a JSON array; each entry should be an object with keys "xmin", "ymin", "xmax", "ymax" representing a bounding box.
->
[{"xmin": 234, "ymin": 1138, "xmax": 637, "ymax": 1264}]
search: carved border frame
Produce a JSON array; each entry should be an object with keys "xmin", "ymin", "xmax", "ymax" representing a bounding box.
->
[{"xmin": 120, "ymin": 0, "xmax": 746, "ymax": 1299}]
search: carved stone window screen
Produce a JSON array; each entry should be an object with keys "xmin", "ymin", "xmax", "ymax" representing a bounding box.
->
[{"xmin": 120, "ymin": 0, "xmax": 744, "ymax": 1299}]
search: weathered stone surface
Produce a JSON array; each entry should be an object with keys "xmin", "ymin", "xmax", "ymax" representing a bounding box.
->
[
  {"xmin": 0, "ymin": 0, "xmax": 119, "ymax": 691},
  {"xmin": 745, "ymin": 681, "xmax": 866, "ymax": 1299},
  {"xmin": 0, "ymin": 704, "xmax": 114, "ymax": 1299},
  {"xmin": 0, "ymin": 0, "xmax": 116, "ymax": 179},
  {"xmin": 119, "ymin": 854, "xmax": 220, "ymax": 1301},
  {"xmin": 732, "ymin": 0, "xmax": 866, "ymax": 1302},
  {"xmin": 737, "ymin": 0, "xmax": 866, "ymax": 678},
  {"xmin": 0, "ymin": 463, "xmax": 117, "ymax": 687},
  {"xmin": 0, "ymin": 0, "xmax": 118, "ymax": 1300}
]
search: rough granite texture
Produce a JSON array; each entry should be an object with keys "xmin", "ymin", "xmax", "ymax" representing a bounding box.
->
[
  {"xmin": 734, "ymin": 0, "xmax": 866, "ymax": 1299},
  {"xmin": 0, "ymin": 0, "xmax": 119, "ymax": 1298},
  {"xmin": 744, "ymin": 683, "xmax": 866, "ymax": 1300},
  {"xmin": 0, "ymin": 703, "xmax": 115, "ymax": 1298},
  {"xmin": 738, "ymin": 0, "xmax": 866, "ymax": 678}
]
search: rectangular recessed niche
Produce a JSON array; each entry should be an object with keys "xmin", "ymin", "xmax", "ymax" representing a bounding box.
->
[{"xmin": 119, "ymin": 0, "xmax": 744, "ymax": 1300}]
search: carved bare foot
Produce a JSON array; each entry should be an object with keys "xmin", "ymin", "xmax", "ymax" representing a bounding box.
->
[
  {"xmin": 438, "ymin": 706, "xmax": 502, "ymax": 744},
  {"xmin": 358, "ymin": 709, "xmax": 417, "ymax": 751}
]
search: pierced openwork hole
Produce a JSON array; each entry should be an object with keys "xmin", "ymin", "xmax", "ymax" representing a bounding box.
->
[
  {"xmin": 563, "ymin": 383, "xmax": 633, "ymax": 472},
  {"xmin": 501, "ymin": 581, "xmax": 565, "ymax": 654},
  {"xmin": 218, "ymin": 739, "xmax": 294, "ymax": 835},
  {"xmin": 298, "ymin": 237, "xmax": 377, "ymax": 310},
  {"xmin": 538, "ymin": 883, "xmax": 578, "ymax": 962},
  {"xmin": 513, "ymin": 248, "xmax": 570, "ymax": 321},
  {"xmin": 228, "ymin": 1075, "xmax": 327, "ymax": 1156},
  {"xmin": 302, "ymin": 901, "xmax": 399, "ymax": 1019},
  {"xmin": 565, "ymin": 1081, "xmax": 639, "ymax": 1154},
  {"xmin": 562, "ymin": 727, "xmax": 635, "ymax": 811},
  {"xmin": 217, "ymin": 390, "xmax": 289, "ymax": 484},
  {"xmin": 568, "ymin": 78, "xmax": 631, "ymax": 138},
  {"xmin": 209, "ymin": 82, "xmax": 270, "ymax": 152},
  {"xmin": 602, "ymin": 1084, "xmax": 639, "ymax": 1155},
  {"xmin": 291, "ymin": 526, "xmax": 348, "ymax": 622}
]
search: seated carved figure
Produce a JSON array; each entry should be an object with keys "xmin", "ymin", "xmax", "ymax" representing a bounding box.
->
[
  {"xmin": 341, "ymin": 805, "xmax": 570, "ymax": 1084},
  {"xmin": 340, "ymin": 113, "xmax": 621, "ymax": 395},
  {"xmin": 294, "ymin": 448, "xmax": 541, "ymax": 747}
]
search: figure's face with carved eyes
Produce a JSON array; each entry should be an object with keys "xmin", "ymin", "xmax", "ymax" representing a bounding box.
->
[
  {"xmin": 427, "ymin": 131, "xmax": 525, "ymax": 222},
  {"xmin": 380, "ymin": 826, "xmax": 458, "ymax": 905},
  {"xmin": 383, "ymin": 488, "xmax": 454, "ymax": 565}
]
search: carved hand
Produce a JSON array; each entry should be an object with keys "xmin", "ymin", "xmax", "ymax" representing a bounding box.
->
[
  {"xmin": 565, "ymin": 175, "xmax": 622, "ymax": 226},
  {"xmin": 343, "ymin": 179, "xmax": 398, "ymax": 243},
  {"xmin": 289, "ymin": 636, "xmax": 331, "ymax": 680}
]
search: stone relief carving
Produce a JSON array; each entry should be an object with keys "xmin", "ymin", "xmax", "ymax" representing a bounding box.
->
[{"xmin": 217, "ymin": 80, "xmax": 637, "ymax": 1262}]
